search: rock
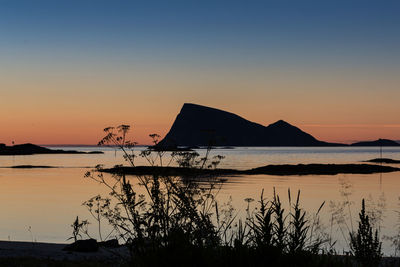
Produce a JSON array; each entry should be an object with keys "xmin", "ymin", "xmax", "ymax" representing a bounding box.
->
[
  {"xmin": 98, "ymin": 239, "xmax": 119, "ymax": 248},
  {"xmin": 63, "ymin": 239, "xmax": 99, "ymax": 252}
]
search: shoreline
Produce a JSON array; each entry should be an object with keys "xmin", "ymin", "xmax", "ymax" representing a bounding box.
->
[
  {"xmin": 0, "ymin": 240, "xmax": 128, "ymax": 262},
  {"xmin": 0, "ymin": 240, "xmax": 398, "ymax": 266}
]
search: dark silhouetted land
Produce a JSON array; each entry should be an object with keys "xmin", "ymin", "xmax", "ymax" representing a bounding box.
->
[
  {"xmin": 157, "ymin": 103, "xmax": 343, "ymax": 147},
  {"xmin": 10, "ymin": 165, "xmax": 56, "ymax": 169},
  {"xmin": 0, "ymin": 240, "xmax": 127, "ymax": 263},
  {"xmin": 0, "ymin": 240, "xmax": 398, "ymax": 266},
  {"xmin": 156, "ymin": 103, "xmax": 400, "ymax": 148},
  {"xmin": 365, "ymin": 158, "xmax": 400, "ymax": 164},
  {"xmin": 101, "ymin": 163, "xmax": 399, "ymax": 176},
  {"xmin": 351, "ymin": 138, "xmax": 400, "ymax": 146},
  {"xmin": 0, "ymin": 143, "xmax": 103, "ymax": 156}
]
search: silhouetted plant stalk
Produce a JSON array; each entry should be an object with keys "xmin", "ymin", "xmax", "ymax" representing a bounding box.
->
[
  {"xmin": 272, "ymin": 188, "xmax": 288, "ymax": 251},
  {"xmin": 82, "ymin": 195, "xmax": 117, "ymax": 241},
  {"xmin": 243, "ymin": 188, "xmax": 327, "ymax": 255},
  {"xmin": 328, "ymin": 177, "xmax": 388, "ymax": 258},
  {"xmin": 350, "ymin": 199, "xmax": 382, "ymax": 267},
  {"xmin": 85, "ymin": 125, "xmax": 230, "ymax": 255},
  {"xmin": 68, "ymin": 216, "xmax": 90, "ymax": 242},
  {"xmin": 365, "ymin": 192, "xmax": 386, "ymax": 230},
  {"xmin": 247, "ymin": 189, "xmax": 274, "ymax": 248},
  {"xmin": 139, "ymin": 133, "xmax": 172, "ymax": 167},
  {"xmin": 98, "ymin": 125, "xmax": 137, "ymax": 166},
  {"xmin": 329, "ymin": 177, "xmax": 355, "ymax": 247}
]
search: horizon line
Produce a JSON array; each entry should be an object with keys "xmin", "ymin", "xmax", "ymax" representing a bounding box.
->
[{"xmin": 36, "ymin": 139, "xmax": 400, "ymax": 147}]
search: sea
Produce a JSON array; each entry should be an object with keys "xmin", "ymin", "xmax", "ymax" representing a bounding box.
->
[{"xmin": 0, "ymin": 146, "xmax": 399, "ymax": 255}]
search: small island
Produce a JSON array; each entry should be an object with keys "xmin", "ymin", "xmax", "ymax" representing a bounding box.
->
[
  {"xmin": 365, "ymin": 158, "xmax": 400, "ymax": 164},
  {"xmin": 101, "ymin": 163, "xmax": 400, "ymax": 177},
  {"xmin": 350, "ymin": 139, "xmax": 400, "ymax": 146},
  {"xmin": 0, "ymin": 143, "xmax": 103, "ymax": 156}
]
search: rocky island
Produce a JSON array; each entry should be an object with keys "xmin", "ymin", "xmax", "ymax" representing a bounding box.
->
[
  {"xmin": 156, "ymin": 103, "xmax": 400, "ymax": 148},
  {"xmin": 0, "ymin": 143, "xmax": 103, "ymax": 156},
  {"xmin": 157, "ymin": 103, "xmax": 343, "ymax": 147}
]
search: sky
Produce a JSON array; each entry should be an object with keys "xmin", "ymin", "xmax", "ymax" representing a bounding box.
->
[{"xmin": 1, "ymin": 0, "xmax": 399, "ymax": 145}]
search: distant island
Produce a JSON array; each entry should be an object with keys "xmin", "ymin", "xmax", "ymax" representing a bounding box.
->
[
  {"xmin": 350, "ymin": 139, "xmax": 400, "ymax": 147},
  {"xmin": 157, "ymin": 103, "xmax": 400, "ymax": 147},
  {"xmin": 365, "ymin": 158, "xmax": 400, "ymax": 164},
  {"xmin": 0, "ymin": 143, "xmax": 103, "ymax": 156}
]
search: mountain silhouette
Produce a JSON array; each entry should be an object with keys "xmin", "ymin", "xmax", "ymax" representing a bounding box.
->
[{"xmin": 158, "ymin": 103, "xmax": 342, "ymax": 147}]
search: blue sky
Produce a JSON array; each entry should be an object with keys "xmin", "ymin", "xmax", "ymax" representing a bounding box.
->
[{"xmin": 2, "ymin": 0, "xmax": 399, "ymax": 65}]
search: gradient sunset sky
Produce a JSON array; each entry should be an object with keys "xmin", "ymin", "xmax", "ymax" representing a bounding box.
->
[{"xmin": 1, "ymin": 0, "xmax": 399, "ymax": 145}]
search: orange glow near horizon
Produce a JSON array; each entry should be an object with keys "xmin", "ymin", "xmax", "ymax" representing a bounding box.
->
[
  {"xmin": 1, "ymin": 113, "xmax": 400, "ymax": 146},
  {"xmin": 1, "ymin": 65, "xmax": 399, "ymax": 145}
]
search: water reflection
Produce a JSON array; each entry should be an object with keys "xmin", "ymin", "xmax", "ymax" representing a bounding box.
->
[{"xmin": 0, "ymin": 147, "xmax": 399, "ymax": 255}]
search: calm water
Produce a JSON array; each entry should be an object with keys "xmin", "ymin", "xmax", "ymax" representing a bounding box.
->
[{"xmin": 0, "ymin": 146, "xmax": 399, "ymax": 255}]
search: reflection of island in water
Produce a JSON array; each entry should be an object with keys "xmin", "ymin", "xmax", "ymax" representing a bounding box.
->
[
  {"xmin": 157, "ymin": 103, "xmax": 400, "ymax": 148},
  {"xmin": 0, "ymin": 143, "xmax": 103, "ymax": 155}
]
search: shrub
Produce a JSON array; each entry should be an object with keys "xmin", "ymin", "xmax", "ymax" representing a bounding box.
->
[{"xmin": 350, "ymin": 199, "xmax": 382, "ymax": 267}]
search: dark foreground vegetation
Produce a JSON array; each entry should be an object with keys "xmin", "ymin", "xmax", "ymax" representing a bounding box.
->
[{"xmin": 52, "ymin": 125, "xmax": 400, "ymax": 266}]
